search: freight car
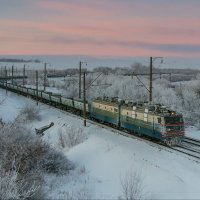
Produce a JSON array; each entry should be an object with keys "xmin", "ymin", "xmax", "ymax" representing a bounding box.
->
[
  {"xmin": 0, "ymin": 82, "xmax": 184, "ymax": 146},
  {"xmin": 0, "ymin": 82, "xmax": 89, "ymax": 115}
]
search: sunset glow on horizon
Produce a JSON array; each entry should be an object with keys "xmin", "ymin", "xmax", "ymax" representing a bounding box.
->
[{"xmin": 0, "ymin": 0, "xmax": 200, "ymax": 58}]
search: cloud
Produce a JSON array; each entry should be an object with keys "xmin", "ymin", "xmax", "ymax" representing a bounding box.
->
[
  {"xmin": 0, "ymin": 0, "xmax": 200, "ymax": 57},
  {"xmin": 151, "ymin": 44, "xmax": 200, "ymax": 53},
  {"xmin": 31, "ymin": 34, "xmax": 200, "ymax": 55}
]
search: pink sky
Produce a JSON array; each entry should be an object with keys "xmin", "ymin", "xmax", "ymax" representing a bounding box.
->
[{"xmin": 0, "ymin": 0, "xmax": 199, "ymax": 57}]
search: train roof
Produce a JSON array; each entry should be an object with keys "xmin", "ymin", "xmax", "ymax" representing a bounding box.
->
[
  {"xmin": 94, "ymin": 98, "xmax": 183, "ymax": 117},
  {"xmin": 51, "ymin": 93, "xmax": 61, "ymax": 97},
  {"xmin": 93, "ymin": 98, "xmax": 119, "ymax": 106},
  {"xmin": 73, "ymin": 98, "xmax": 88, "ymax": 103},
  {"xmin": 122, "ymin": 103, "xmax": 182, "ymax": 117}
]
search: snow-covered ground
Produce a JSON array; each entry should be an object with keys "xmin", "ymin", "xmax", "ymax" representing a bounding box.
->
[
  {"xmin": 185, "ymin": 126, "xmax": 200, "ymax": 140},
  {"xmin": 1, "ymin": 88, "xmax": 200, "ymax": 199}
]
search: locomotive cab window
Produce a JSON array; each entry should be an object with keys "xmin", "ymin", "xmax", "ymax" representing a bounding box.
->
[{"xmin": 165, "ymin": 117, "xmax": 183, "ymax": 124}]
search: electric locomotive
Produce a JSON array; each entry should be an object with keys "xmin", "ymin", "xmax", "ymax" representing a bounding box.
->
[{"xmin": 90, "ymin": 98, "xmax": 184, "ymax": 146}]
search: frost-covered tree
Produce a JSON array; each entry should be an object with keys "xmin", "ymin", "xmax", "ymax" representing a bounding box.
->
[
  {"xmin": 0, "ymin": 118, "xmax": 74, "ymax": 199},
  {"xmin": 0, "ymin": 167, "xmax": 39, "ymax": 200},
  {"xmin": 120, "ymin": 170, "xmax": 147, "ymax": 200},
  {"xmin": 53, "ymin": 65, "xmax": 200, "ymax": 126}
]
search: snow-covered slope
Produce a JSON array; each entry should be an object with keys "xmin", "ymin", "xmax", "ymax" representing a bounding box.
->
[{"xmin": 1, "ymin": 88, "xmax": 200, "ymax": 199}]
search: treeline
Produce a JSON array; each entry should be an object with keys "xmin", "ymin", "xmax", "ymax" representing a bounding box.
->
[
  {"xmin": 0, "ymin": 58, "xmax": 41, "ymax": 63},
  {"xmin": 92, "ymin": 62, "xmax": 200, "ymax": 82}
]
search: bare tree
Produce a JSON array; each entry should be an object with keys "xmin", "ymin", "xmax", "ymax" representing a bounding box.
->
[
  {"xmin": 20, "ymin": 102, "xmax": 41, "ymax": 121},
  {"xmin": 120, "ymin": 170, "xmax": 146, "ymax": 200}
]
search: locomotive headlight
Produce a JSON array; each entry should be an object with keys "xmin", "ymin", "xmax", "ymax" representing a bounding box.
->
[{"xmin": 171, "ymin": 111, "xmax": 175, "ymax": 115}]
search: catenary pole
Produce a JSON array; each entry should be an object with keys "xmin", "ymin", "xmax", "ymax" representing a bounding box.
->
[
  {"xmin": 44, "ymin": 62, "xmax": 47, "ymax": 91},
  {"xmin": 79, "ymin": 61, "xmax": 81, "ymax": 98},
  {"xmin": 5, "ymin": 69, "xmax": 7, "ymax": 95},
  {"xmin": 83, "ymin": 71, "xmax": 86, "ymax": 126},
  {"xmin": 23, "ymin": 64, "xmax": 25, "ymax": 86},
  {"xmin": 36, "ymin": 71, "xmax": 38, "ymax": 105},
  {"xmin": 11, "ymin": 65, "xmax": 14, "ymax": 84},
  {"xmin": 149, "ymin": 57, "xmax": 153, "ymax": 102}
]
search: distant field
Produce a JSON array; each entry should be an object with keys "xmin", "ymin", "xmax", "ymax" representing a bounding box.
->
[{"xmin": 0, "ymin": 55, "xmax": 199, "ymax": 70}]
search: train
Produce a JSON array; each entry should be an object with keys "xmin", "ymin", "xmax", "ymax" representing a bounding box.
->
[{"xmin": 0, "ymin": 82, "xmax": 185, "ymax": 146}]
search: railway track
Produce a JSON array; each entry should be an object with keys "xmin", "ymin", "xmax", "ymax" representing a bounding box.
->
[
  {"xmin": 88, "ymin": 118, "xmax": 200, "ymax": 161},
  {"xmin": 183, "ymin": 136, "xmax": 200, "ymax": 147},
  {"xmin": 1, "ymin": 85, "xmax": 200, "ymax": 162},
  {"xmin": 171, "ymin": 137, "xmax": 200, "ymax": 160}
]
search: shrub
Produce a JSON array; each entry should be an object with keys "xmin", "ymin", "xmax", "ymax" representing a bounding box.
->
[
  {"xmin": 0, "ymin": 121, "xmax": 74, "ymax": 198},
  {"xmin": 1, "ymin": 123, "xmax": 73, "ymax": 175},
  {"xmin": 0, "ymin": 124, "xmax": 48, "ymax": 174},
  {"xmin": 59, "ymin": 187, "xmax": 93, "ymax": 200},
  {"xmin": 20, "ymin": 102, "xmax": 41, "ymax": 121},
  {"xmin": 40, "ymin": 149, "xmax": 74, "ymax": 174},
  {"xmin": 0, "ymin": 168, "xmax": 20, "ymax": 199},
  {"xmin": 58, "ymin": 126, "xmax": 87, "ymax": 149}
]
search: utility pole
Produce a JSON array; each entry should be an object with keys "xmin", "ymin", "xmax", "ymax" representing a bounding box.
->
[
  {"xmin": 44, "ymin": 62, "xmax": 47, "ymax": 91},
  {"xmin": 83, "ymin": 71, "xmax": 86, "ymax": 126},
  {"xmin": 79, "ymin": 61, "xmax": 87, "ymax": 99},
  {"xmin": 3, "ymin": 66, "xmax": 6, "ymax": 76},
  {"xmin": 23, "ymin": 64, "xmax": 25, "ymax": 86},
  {"xmin": 5, "ymin": 69, "xmax": 7, "ymax": 95},
  {"xmin": 149, "ymin": 56, "xmax": 163, "ymax": 102},
  {"xmin": 79, "ymin": 61, "xmax": 81, "ymax": 99},
  {"xmin": 149, "ymin": 57, "xmax": 153, "ymax": 102},
  {"xmin": 36, "ymin": 71, "xmax": 38, "ymax": 105},
  {"xmin": 15, "ymin": 67, "xmax": 17, "ymax": 76},
  {"xmin": 12, "ymin": 65, "xmax": 14, "ymax": 84}
]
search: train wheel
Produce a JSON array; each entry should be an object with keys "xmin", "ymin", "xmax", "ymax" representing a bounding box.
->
[
  {"xmin": 171, "ymin": 138, "xmax": 176, "ymax": 146},
  {"xmin": 138, "ymin": 132, "xmax": 142, "ymax": 137},
  {"xmin": 166, "ymin": 140, "xmax": 171, "ymax": 146},
  {"xmin": 173, "ymin": 137, "xmax": 178, "ymax": 146},
  {"xmin": 177, "ymin": 138, "xmax": 182, "ymax": 145}
]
